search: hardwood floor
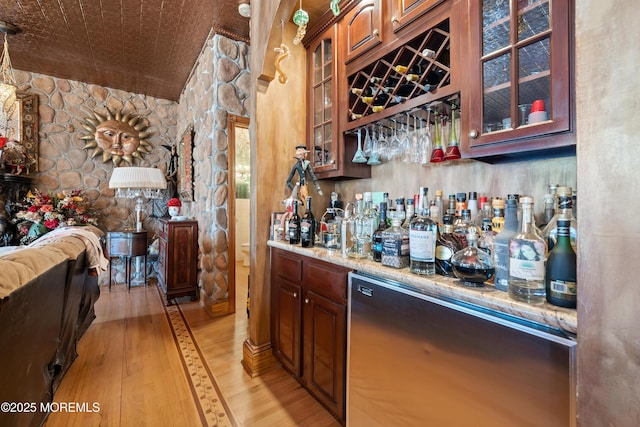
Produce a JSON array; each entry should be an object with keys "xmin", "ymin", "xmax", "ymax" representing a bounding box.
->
[{"xmin": 45, "ymin": 263, "xmax": 341, "ymax": 427}]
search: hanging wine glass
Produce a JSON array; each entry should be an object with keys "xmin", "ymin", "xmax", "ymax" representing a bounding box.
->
[
  {"xmin": 443, "ymin": 104, "xmax": 462, "ymax": 161},
  {"xmin": 419, "ymin": 115, "xmax": 432, "ymax": 165},
  {"xmin": 367, "ymin": 126, "xmax": 381, "ymax": 166},
  {"xmin": 400, "ymin": 112, "xmax": 412, "ymax": 163},
  {"xmin": 430, "ymin": 110, "xmax": 445, "ymax": 163},
  {"xmin": 390, "ymin": 119, "xmax": 401, "ymax": 160},
  {"xmin": 377, "ymin": 124, "xmax": 388, "ymax": 161},
  {"xmin": 352, "ymin": 128, "xmax": 367, "ymax": 163},
  {"xmin": 363, "ymin": 125, "xmax": 373, "ymax": 157}
]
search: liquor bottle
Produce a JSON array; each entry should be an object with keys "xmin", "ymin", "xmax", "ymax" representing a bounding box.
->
[
  {"xmin": 446, "ymin": 194, "xmax": 456, "ymax": 216},
  {"xmin": 508, "ymin": 196, "xmax": 547, "ymax": 304},
  {"xmin": 545, "ymin": 218, "xmax": 577, "ymax": 308},
  {"xmin": 491, "ymin": 198, "xmax": 505, "ymax": 233},
  {"xmin": 288, "ymin": 200, "xmax": 300, "ymax": 245},
  {"xmin": 300, "ymin": 196, "xmax": 316, "ymax": 247},
  {"xmin": 542, "ymin": 186, "xmax": 577, "ymax": 252},
  {"xmin": 349, "ymin": 199, "xmax": 371, "ymax": 259},
  {"xmin": 455, "ymin": 193, "xmax": 467, "ymax": 216},
  {"xmin": 372, "ymin": 202, "xmax": 388, "ymax": 262},
  {"xmin": 452, "ymin": 209, "xmax": 474, "ymax": 248},
  {"xmin": 409, "ymin": 187, "xmax": 437, "ymax": 276},
  {"xmin": 492, "ymin": 197, "xmax": 518, "ymax": 291},
  {"xmin": 434, "ymin": 189, "xmax": 444, "ymax": 225},
  {"xmin": 341, "ymin": 202, "xmax": 355, "ymax": 257},
  {"xmin": 452, "ymin": 228, "xmax": 495, "ymax": 287},
  {"xmin": 429, "ymin": 200, "xmax": 440, "ymax": 226},
  {"xmin": 382, "ymin": 212, "xmax": 410, "ymax": 269},
  {"xmin": 477, "ymin": 218, "xmax": 495, "ymax": 257},
  {"xmin": 402, "ymin": 198, "xmax": 415, "ymax": 229},
  {"xmin": 435, "ymin": 214, "xmax": 462, "ymax": 277},
  {"xmin": 539, "ymin": 193, "xmax": 556, "ymax": 229},
  {"xmin": 467, "ymin": 191, "xmax": 479, "ymax": 221}
]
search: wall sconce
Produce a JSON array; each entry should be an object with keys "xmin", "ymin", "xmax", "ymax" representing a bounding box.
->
[
  {"xmin": 238, "ymin": 0, "xmax": 251, "ymax": 18},
  {"xmin": 109, "ymin": 167, "xmax": 167, "ymax": 231},
  {"xmin": 0, "ymin": 20, "xmax": 18, "ymax": 114}
]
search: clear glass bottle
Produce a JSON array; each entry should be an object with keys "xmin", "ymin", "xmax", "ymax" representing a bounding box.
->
[
  {"xmin": 434, "ymin": 189, "xmax": 444, "ymax": 225},
  {"xmin": 539, "ymin": 193, "xmax": 556, "ymax": 229},
  {"xmin": 477, "ymin": 218, "xmax": 495, "ymax": 257},
  {"xmin": 349, "ymin": 199, "xmax": 370, "ymax": 259},
  {"xmin": 287, "ymin": 200, "xmax": 300, "ymax": 245},
  {"xmin": 382, "ymin": 212, "xmax": 409, "ymax": 269},
  {"xmin": 492, "ymin": 197, "xmax": 518, "ymax": 291},
  {"xmin": 545, "ymin": 218, "xmax": 577, "ymax": 308},
  {"xmin": 452, "ymin": 209, "xmax": 474, "ymax": 248},
  {"xmin": 409, "ymin": 187, "xmax": 437, "ymax": 275},
  {"xmin": 300, "ymin": 196, "xmax": 316, "ymax": 248},
  {"xmin": 435, "ymin": 214, "xmax": 462, "ymax": 277},
  {"xmin": 508, "ymin": 197, "xmax": 547, "ymax": 304},
  {"xmin": 542, "ymin": 186, "xmax": 577, "ymax": 252},
  {"xmin": 341, "ymin": 202, "xmax": 355, "ymax": 257},
  {"xmin": 452, "ymin": 228, "xmax": 495, "ymax": 287},
  {"xmin": 402, "ymin": 197, "xmax": 414, "ymax": 229},
  {"xmin": 372, "ymin": 202, "xmax": 388, "ymax": 262}
]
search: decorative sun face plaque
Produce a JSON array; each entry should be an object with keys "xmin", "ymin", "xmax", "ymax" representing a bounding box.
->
[{"xmin": 81, "ymin": 107, "xmax": 153, "ymax": 166}]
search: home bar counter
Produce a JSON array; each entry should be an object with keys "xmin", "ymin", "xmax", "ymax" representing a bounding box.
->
[
  {"xmin": 269, "ymin": 239, "xmax": 577, "ymax": 425},
  {"xmin": 268, "ymin": 239, "xmax": 577, "ymax": 335}
]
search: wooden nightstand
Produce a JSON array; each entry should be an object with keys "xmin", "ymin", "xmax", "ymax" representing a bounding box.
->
[{"xmin": 106, "ymin": 230, "xmax": 148, "ymax": 292}]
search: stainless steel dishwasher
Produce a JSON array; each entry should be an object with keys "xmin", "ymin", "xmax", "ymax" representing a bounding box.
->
[{"xmin": 347, "ymin": 272, "xmax": 576, "ymax": 427}]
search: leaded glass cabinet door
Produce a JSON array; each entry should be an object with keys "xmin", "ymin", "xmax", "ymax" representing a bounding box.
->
[
  {"xmin": 463, "ymin": 0, "xmax": 573, "ymax": 157},
  {"xmin": 310, "ymin": 32, "xmax": 337, "ymax": 172}
]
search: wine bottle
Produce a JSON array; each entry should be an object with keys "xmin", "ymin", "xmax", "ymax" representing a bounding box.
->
[
  {"xmin": 545, "ymin": 218, "xmax": 577, "ymax": 308},
  {"xmin": 300, "ymin": 196, "xmax": 315, "ymax": 247},
  {"xmin": 493, "ymin": 197, "xmax": 518, "ymax": 292},
  {"xmin": 288, "ymin": 200, "xmax": 300, "ymax": 245}
]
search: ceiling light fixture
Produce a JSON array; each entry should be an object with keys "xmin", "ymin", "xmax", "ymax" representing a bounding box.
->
[
  {"xmin": 0, "ymin": 20, "xmax": 18, "ymax": 114},
  {"xmin": 238, "ymin": 0, "xmax": 251, "ymax": 18}
]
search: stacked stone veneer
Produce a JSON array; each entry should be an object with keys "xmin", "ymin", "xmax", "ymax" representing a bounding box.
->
[
  {"xmin": 12, "ymin": 69, "xmax": 177, "ymax": 286},
  {"xmin": 177, "ymin": 35, "xmax": 250, "ymax": 309}
]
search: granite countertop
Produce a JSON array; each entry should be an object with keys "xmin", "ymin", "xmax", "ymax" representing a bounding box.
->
[{"xmin": 268, "ymin": 240, "xmax": 577, "ymax": 335}]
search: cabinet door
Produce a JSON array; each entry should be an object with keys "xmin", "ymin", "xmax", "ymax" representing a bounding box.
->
[
  {"xmin": 462, "ymin": 0, "xmax": 573, "ymax": 158},
  {"xmin": 168, "ymin": 223, "xmax": 197, "ymax": 291},
  {"xmin": 308, "ymin": 25, "xmax": 339, "ymax": 175},
  {"xmin": 157, "ymin": 237, "xmax": 168, "ymax": 288},
  {"xmin": 342, "ymin": 0, "xmax": 383, "ymax": 64},
  {"xmin": 274, "ymin": 277, "xmax": 302, "ymax": 377},
  {"xmin": 390, "ymin": 0, "xmax": 445, "ymax": 33},
  {"xmin": 303, "ymin": 289, "xmax": 347, "ymax": 421}
]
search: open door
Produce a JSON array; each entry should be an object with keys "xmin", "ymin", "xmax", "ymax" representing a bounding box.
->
[{"xmin": 228, "ymin": 114, "xmax": 250, "ymax": 314}]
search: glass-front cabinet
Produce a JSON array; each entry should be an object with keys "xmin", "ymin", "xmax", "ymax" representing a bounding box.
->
[
  {"xmin": 310, "ymin": 31, "xmax": 335, "ymax": 172},
  {"xmin": 462, "ymin": 0, "xmax": 574, "ymax": 158},
  {"xmin": 307, "ymin": 23, "xmax": 370, "ymax": 180}
]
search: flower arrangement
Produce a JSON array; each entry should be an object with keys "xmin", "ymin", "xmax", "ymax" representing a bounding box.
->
[{"xmin": 13, "ymin": 188, "xmax": 99, "ymax": 245}]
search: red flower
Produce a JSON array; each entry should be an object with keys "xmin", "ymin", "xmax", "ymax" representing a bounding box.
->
[
  {"xmin": 28, "ymin": 205, "xmax": 40, "ymax": 212},
  {"xmin": 44, "ymin": 218, "xmax": 60, "ymax": 229}
]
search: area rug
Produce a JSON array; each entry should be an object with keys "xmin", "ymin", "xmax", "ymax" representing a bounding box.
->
[{"xmin": 159, "ymin": 292, "xmax": 237, "ymax": 427}]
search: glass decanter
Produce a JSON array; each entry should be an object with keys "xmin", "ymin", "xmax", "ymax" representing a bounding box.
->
[{"xmin": 451, "ymin": 228, "xmax": 495, "ymax": 287}]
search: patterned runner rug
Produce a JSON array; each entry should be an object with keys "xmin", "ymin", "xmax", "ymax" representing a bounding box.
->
[{"xmin": 159, "ymin": 291, "xmax": 237, "ymax": 427}]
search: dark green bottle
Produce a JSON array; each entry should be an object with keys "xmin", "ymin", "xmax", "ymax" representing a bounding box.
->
[{"xmin": 545, "ymin": 218, "xmax": 577, "ymax": 308}]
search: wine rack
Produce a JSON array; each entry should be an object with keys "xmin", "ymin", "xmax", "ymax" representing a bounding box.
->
[{"xmin": 347, "ymin": 18, "xmax": 452, "ymax": 126}]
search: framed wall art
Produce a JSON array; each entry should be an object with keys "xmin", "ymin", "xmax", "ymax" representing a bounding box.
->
[{"xmin": 178, "ymin": 124, "xmax": 194, "ymax": 202}]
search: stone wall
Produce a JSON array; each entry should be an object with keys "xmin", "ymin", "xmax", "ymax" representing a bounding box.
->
[
  {"xmin": 12, "ymin": 69, "xmax": 177, "ymax": 285},
  {"xmin": 177, "ymin": 34, "xmax": 250, "ymax": 311}
]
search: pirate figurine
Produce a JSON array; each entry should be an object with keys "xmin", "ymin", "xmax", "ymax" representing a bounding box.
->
[{"xmin": 286, "ymin": 145, "xmax": 323, "ymax": 201}]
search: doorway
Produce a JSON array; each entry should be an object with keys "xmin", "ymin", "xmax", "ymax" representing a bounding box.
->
[{"xmin": 228, "ymin": 114, "xmax": 250, "ymax": 314}]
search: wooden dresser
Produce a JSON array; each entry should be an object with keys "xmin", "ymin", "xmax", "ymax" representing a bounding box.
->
[{"xmin": 157, "ymin": 219, "xmax": 199, "ymax": 305}]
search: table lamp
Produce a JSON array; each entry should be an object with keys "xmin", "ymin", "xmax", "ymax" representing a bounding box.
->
[{"xmin": 109, "ymin": 167, "xmax": 167, "ymax": 231}]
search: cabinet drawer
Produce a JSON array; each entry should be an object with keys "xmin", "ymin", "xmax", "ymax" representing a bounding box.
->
[
  {"xmin": 304, "ymin": 259, "xmax": 348, "ymax": 303},
  {"xmin": 273, "ymin": 249, "xmax": 303, "ymax": 282}
]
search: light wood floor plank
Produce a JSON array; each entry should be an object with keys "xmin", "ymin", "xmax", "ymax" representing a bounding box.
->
[{"xmin": 45, "ymin": 263, "xmax": 340, "ymax": 427}]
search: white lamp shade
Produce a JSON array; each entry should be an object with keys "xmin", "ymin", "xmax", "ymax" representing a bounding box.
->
[{"xmin": 109, "ymin": 167, "xmax": 167, "ymax": 190}]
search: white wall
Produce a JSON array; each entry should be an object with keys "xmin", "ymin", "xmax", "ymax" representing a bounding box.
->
[{"xmin": 235, "ymin": 198, "xmax": 250, "ymax": 259}]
